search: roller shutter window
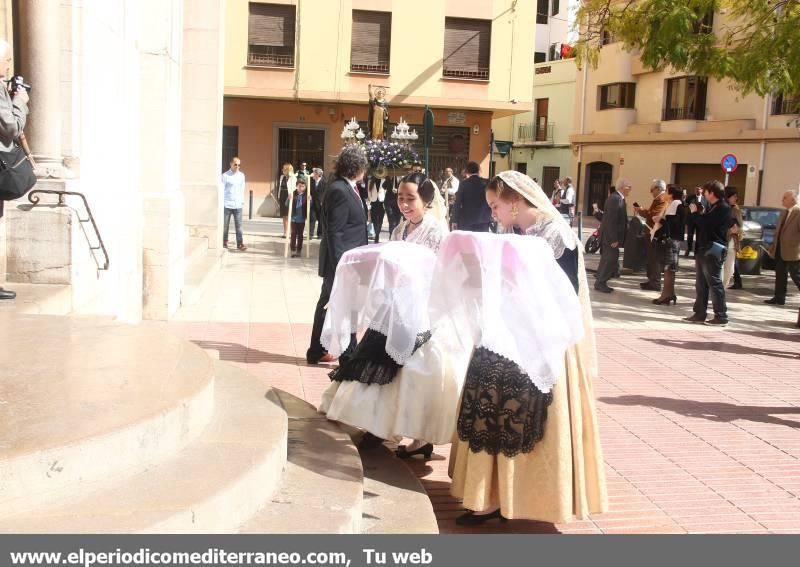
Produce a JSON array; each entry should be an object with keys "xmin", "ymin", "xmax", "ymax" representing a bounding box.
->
[
  {"xmin": 248, "ymin": 3, "xmax": 296, "ymax": 67},
  {"xmin": 351, "ymin": 10, "xmax": 391, "ymax": 74},
  {"xmin": 443, "ymin": 18, "xmax": 491, "ymax": 80}
]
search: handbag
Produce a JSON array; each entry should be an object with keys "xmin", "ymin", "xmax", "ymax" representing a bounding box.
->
[{"xmin": 0, "ymin": 144, "xmax": 36, "ymax": 201}]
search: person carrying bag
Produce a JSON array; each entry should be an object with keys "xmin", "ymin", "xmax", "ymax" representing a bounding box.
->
[{"xmin": 0, "ymin": 39, "xmax": 34, "ymax": 301}]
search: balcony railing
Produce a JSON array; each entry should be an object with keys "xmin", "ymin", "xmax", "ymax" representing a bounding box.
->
[
  {"xmin": 442, "ymin": 67, "xmax": 490, "ymax": 80},
  {"xmin": 773, "ymin": 96, "xmax": 800, "ymax": 115},
  {"xmin": 247, "ymin": 46, "xmax": 295, "ymax": 68},
  {"xmin": 350, "ymin": 62, "xmax": 390, "ymax": 74},
  {"xmin": 663, "ymin": 106, "xmax": 706, "ymax": 121},
  {"xmin": 516, "ymin": 122, "xmax": 554, "ymax": 144}
]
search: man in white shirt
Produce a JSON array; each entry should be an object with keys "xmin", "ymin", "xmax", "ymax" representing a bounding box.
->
[
  {"xmin": 221, "ymin": 157, "xmax": 247, "ymax": 251},
  {"xmin": 557, "ymin": 176, "xmax": 576, "ymax": 226},
  {"xmin": 442, "ymin": 167, "xmax": 459, "ymax": 219}
]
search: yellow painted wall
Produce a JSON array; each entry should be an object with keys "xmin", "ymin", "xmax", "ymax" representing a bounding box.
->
[{"xmin": 224, "ymin": 0, "xmax": 534, "ymax": 112}]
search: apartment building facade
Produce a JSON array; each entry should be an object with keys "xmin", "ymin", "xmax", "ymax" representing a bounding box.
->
[
  {"xmin": 570, "ymin": 15, "xmax": 800, "ymax": 213},
  {"xmin": 493, "ymin": 0, "xmax": 576, "ymax": 192},
  {"xmin": 223, "ymin": 0, "xmax": 535, "ymax": 200}
]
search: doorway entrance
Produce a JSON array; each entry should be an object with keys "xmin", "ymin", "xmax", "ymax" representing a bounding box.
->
[
  {"xmin": 674, "ymin": 163, "xmax": 747, "ymax": 201},
  {"xmin": 276, "ymin": 128, "xmax": 326, "ymax": 191},
  {"xmin": 541, "ymin": 166, "xmax": 560, "ymax": 197},
  {"xmin": 586, "ymin": 161, "xmax": 613, "ymax": 214}
]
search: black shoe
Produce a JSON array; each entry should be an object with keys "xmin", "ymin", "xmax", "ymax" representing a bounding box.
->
[
  {"xmin": 683, "ymin": 313, "xmax": 706, "ymax": 323},
  {"xmin": 728, "ymin": 283, "xmax": 743, "ymax": 290},
  {"xmin": 455, "ymin": 509, "xmax": 508, "ymax": 526},
  {"xmin": 396, "ymin": 443, "xmax": 434, "ymax": 460},
  {"xmin": 0, "ymin": 288, "xmax": 16, "ymax": 300},
  {"xmin": 705, "ymin": 317, "xmax": 729, "ymax": 326},
  {"xmin": 291, "ymin": 253, "xmax": 299, "ymax": 258},
  {"xmin": 640, "ymin": 282, "xmax": 661, "ymax": 291},
  {"xmin": 594, "ymin": 283, "xmax": 614, "ymax": 293},
  {"xmin": 358, "ymin": 432, "xmax": 385, "ymax": 449},
  {"xmin": 764, "ymin": 297, "xmax": 786, "ymax": 305},
  {"xmin": 652, "ymin": 295, "xmax": 677, "ymax": 306}
]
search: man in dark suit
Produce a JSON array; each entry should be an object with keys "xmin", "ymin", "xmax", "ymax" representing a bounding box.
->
[
  {"xmin": 452, "ymin": 161, "xmax": 491, "ymax": 232},
  {"xmin": 309, "ymin": 168, "xmax": 326, "ymax": 238},
  {"xmin": 685, "ymin": 185, "xmax": 706, "ymax": 256},
  {"xmin": 595, "ymin": 179, "xmax": 632, "ymax": 293},
  {"xmin": 306, "ymin": 146, "xmax": 369, "ymax": 364}
]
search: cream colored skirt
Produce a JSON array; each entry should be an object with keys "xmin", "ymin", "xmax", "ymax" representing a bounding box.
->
[
  {"xmin": 449, "ymin": 345, "xmax": 608, "ymax": 523},
  {"xmin": 319, "ymin": 328, "xmax": 469, "ymax": 445}
]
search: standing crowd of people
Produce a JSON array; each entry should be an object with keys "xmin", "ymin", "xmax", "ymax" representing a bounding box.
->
[{"xmin": 590, "ymin": 177, "xmax": 800, "ymax": 326}]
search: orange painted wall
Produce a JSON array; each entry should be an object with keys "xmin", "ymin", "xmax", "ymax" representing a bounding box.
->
[{"xmin": 223, "ymin": 97, "xmax": 493, "ymax": 199}]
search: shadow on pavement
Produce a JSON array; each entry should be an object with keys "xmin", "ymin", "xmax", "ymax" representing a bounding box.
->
[
  {"xmin": 641, "ymin": 337, "xmax": 800, "ymax": 360},
  {"xmin": 191, "ymin": 340, "xmax": 313, "ymax": 367},
  {"xmin": 599, "ymin": 395, "xmax": 800, "ymax": 428}
]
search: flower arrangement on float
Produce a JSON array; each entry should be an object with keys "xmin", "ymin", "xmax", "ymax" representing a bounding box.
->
[{"xmin": 340, "ymin": 117, "xmax": 420, "ymax": 178}]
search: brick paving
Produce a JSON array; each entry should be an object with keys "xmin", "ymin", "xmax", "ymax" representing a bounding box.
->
[{"xmin": 170, "ymin": 222, "xmax": 800, "ymax": 534}]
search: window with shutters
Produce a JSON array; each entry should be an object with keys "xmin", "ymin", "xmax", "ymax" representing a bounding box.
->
[
  {"xmin": 599, "ymin": 83, "xmax": 636, "ymax": 110},
  {"xmin": 443, "ymin": 18, "xmax": 491, "ymax": 81},
  {"xmin": 537, "ymin": 0, "xmax": 549, "ymax": 24},
  {"xmin": 350, "ymin": 10, "xmax": 391, "ymax": 74},
  {"xmin": 247, "ymin": 3, "xmax": 296, "ymax": 68},
  {"xmin": 664, "ymin": 76, "xmax": 707, "ymax": 121}
]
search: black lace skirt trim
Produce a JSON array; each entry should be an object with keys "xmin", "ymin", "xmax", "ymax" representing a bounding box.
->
[
  {"xmin": 329, "ymin": 329, "xmax": 432, "ymax": 385},
  {"xmin": 457, "ymin": 346, "xmax": 554, "ymax": 458}
]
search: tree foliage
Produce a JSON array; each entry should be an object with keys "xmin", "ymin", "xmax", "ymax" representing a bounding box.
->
[{"xmin": 575, "ymin": 0, "xmax": 800, "ymax": 98}]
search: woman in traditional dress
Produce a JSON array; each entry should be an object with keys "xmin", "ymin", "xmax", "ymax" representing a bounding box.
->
[
  {"xmin": 319, "ymin": 173, "xmax": 467, "ymax": 458},
  {"xmin": 435, "ymin": 170, "xmax": 607, "ymax": 526}
]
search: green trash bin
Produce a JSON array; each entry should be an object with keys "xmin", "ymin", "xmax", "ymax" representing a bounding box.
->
[{"xmin": 737, "ymin": 239, "xmax": 762, "ymax": 275}]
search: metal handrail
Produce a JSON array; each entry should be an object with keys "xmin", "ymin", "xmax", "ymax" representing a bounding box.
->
[{"xmin": 28, "ymin": 189, "xmax": 110, "ymax": 270}]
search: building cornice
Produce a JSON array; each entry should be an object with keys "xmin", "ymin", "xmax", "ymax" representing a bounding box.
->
[
  {"xmin": 223, "ymin": 87, "xmax": 530, "ymax": 117},
  {"xmin": 570, "ymin": 130, "xmax": 800, "ymax": 145}
]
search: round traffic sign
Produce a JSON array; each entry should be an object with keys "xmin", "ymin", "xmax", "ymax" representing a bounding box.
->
[{"xmin": 721, "ymin": 154, "xmax": 738, "ymax": 173}]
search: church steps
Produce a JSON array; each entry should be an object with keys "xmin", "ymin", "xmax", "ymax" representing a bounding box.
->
[
  {"xmin": 238, "ymin": 389, "xmax": 363, "ymax": 534},
  {"xmin": 0, "ymin": 315, "xmax": 216, "ymax": 516},
  {"xmin": 0, "ymin": 360, "xmax": 287, "ymax": 533}
]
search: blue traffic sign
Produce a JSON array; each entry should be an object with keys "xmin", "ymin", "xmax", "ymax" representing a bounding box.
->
[{"xmin": 721, "ymin": 153, "xmax": 738, "ymax": 173}]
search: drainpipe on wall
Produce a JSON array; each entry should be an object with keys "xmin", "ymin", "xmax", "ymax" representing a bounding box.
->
[
  {"xmin": 576, "ymin": 61, "xmax": 588, "ymax": 212},
  {"xmin": 293, "ymin": 0, "xmax": 302, "ymax": 100},
  {"xmin": 756, "ymin": 94, "xmax": 770, "ymax": 205}
]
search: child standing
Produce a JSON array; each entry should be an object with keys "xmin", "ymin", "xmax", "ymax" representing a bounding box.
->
[{"xmin": 290, "ymin": 178, "xmax": 308, "ymax": 258}]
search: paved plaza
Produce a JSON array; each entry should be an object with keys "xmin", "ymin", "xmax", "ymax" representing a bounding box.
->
[{"xmin": 171, "ymin": 219, "xmax": 800, "ymax": 534}]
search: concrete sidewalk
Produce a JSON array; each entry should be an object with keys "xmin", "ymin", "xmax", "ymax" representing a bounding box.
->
[{"xmin": 172, "ymin": 220, "xmax": 800, "ymax": 534}]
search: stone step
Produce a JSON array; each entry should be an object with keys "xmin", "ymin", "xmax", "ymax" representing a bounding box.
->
[
  {"xmin": 182, "ymin": 237, "xmax": 224, "ymax": 306},
  {"xmin": 359, "ymin": 444, "xmax": 439, "ymax": 534},
  {"xmin": 239, "ymin": 389, "xmax": 363, "ymax": 534},
  {"xmin": 0, "ymin": 283, "xmax": 72, "ymax": 315},
  {"xmin": 0, "ymin": 360, "xmax": 288, "ymax": 533},
  {"xmin": 0, "ymin": 315, "xmax": 216, "ymax": 516}
]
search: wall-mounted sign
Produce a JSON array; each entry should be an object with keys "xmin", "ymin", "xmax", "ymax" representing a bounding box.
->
[
  {"xmin": 535, "ymin": 66, "xmax": 552, "ymax": 75},
  {"xmin": 448, "ymin": 112, "xmax": 466, "ymax": 125}
]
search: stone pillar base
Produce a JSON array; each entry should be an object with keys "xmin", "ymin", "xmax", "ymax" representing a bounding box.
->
[
  {"xmin": 142, "ymin": 191, "xmax": 186, "ymax": 320},
  {"xmin": 183, "ymin": 181, "xmax": 224, "ymax": 248},
  {"xmin": 4, "ymin": 180, "xmax": 95, "ymax": 290}
]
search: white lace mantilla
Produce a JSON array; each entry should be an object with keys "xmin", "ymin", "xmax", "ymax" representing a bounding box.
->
[
  {"xmin": 524, "ymin": 217, "xmax": 579, "ymax": 259},
  {"xmin": 391, "ymin": 213, "xmax": 448, "ymax": 253}
]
